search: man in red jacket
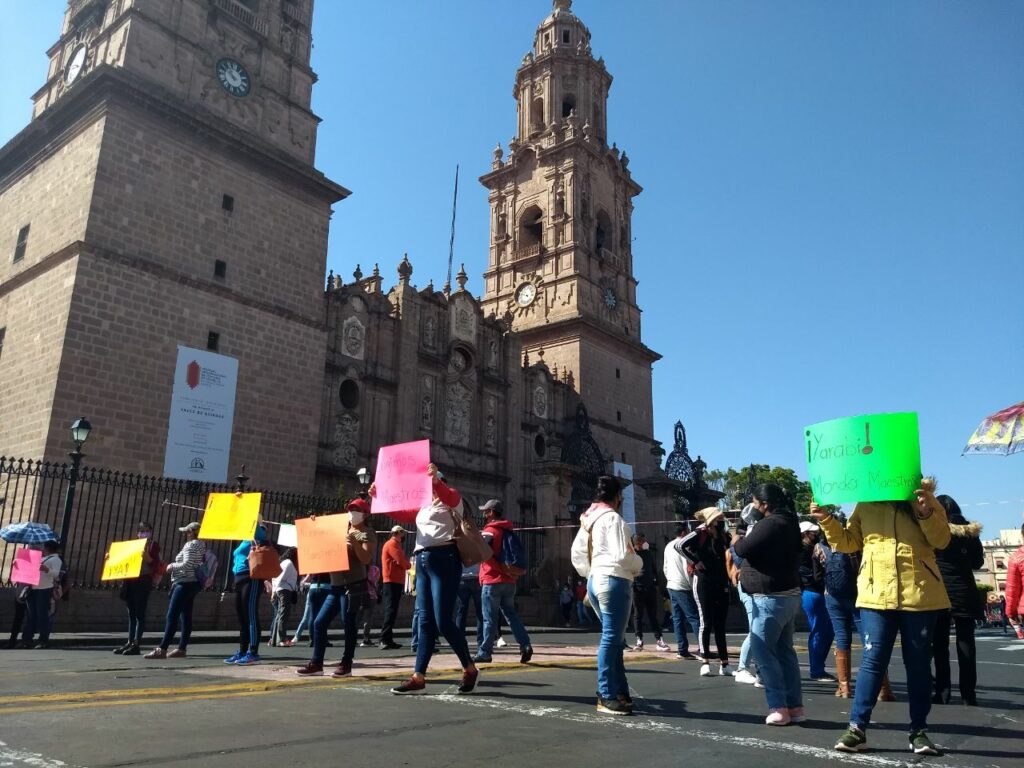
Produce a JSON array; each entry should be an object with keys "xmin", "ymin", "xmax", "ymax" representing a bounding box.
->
[
  {"xmin": 379, "ymin": 525, "xmax": 411, "ymax": 650},
  {"xmin": 472, "ymin": 500, "xmax": 533, "ymax": 664}
]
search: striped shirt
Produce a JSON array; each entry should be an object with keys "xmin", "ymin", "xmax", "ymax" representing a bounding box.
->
[{"xmin": 167, "ymin": 539, "xmax": 206, "ymax": 585}]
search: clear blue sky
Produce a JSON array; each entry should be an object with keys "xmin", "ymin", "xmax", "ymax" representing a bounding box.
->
[{"xmin": 2, "ymin": 1, "xmax": 1022, "ymax": 532}]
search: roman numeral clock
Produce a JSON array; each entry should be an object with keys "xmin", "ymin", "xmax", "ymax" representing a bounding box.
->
[{"xmin": 216, "ymin": 58, "xmax": 251, "ymax": 98}]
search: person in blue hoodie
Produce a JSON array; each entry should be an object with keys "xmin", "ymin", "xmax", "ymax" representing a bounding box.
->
[{"xmin": 225, "ymin": 523, "xmax": 268, "ymax": 665}]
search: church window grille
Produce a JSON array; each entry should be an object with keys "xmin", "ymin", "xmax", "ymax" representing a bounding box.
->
[
  {"xmin": 13, "ymin": 224, "xmax": 29, "ymax": 263},
  {"xmin": 214, "ymin": 259, "xmax": 227, "ymax": 279},
  {"xmin": 339, "ymin": 379, "xmax": 360, "ymax": 409},
  {"xmin": 207, "ymin": 331, "xmax": 220, "ymax": 352},
  {"xmin": 222, "ymin": 194, "xmax": 235, "ymax": 213}
]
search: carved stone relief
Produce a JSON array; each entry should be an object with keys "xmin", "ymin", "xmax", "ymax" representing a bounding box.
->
[
  {"xmin": 445, "ymin": 381, "xmax": 472, "ymax": 447},
  {"xmin": 533, "ymin": 385, "xmax": 549, "ymax": 419},
  {"xmin": 341, "ymin": 316, "xmax": 366, "ymax": 360},
  {"xmin": 332, "ymin": 413, "xmax": 359, "ymax": 468},
  {"xmin": 487, "ymin": 339, "xmax": 499, "ymax": 370},
  {"xmin": 420, "ymin": 376, "xmax": 435, "ymax": 431},
  {"xmin": 484, "ymin": 396, "xmax": 498, "ymax": 450},
  {"xmin": 450, "ymin": 296, "xmax": 477, "ymax": 342},
  {"xmin": 423, "ymin": 315, "xmax": 437, "ymax": 350}
]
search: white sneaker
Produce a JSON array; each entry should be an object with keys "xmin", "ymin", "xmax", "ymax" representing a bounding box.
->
[
  {"xmin": 755, "ymin": 675, "xmax": 765, "ymax": 688},
  {"xmin": 734, "ymin": 669, "xmax": 759, "ymax": 685},
  {"xmin": 719, "ymin": 663, "xmax": 734, "ymax": 676},
  {"xmin": 699, "ymin": 663, "xmax": 712, "ymax": 677},
  {"xmin": 495, "ymin": 637, "xmax": 508, "ymax": 649},
  {"xmin": 634, "ymin": 638, "xmax": 644, "ymax": 650},
  {"xmin": 655, "ymin": 639, "xmax": 670, "ymax": 652}
]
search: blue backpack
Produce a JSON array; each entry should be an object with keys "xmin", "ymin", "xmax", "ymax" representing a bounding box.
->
[
  {"xmin": 499, "ymin": 530, "xmax": 527, "ymax": 576},
  {"xmin": 822, "ymin": 543, "xmax": 858, "ymax": 599}
]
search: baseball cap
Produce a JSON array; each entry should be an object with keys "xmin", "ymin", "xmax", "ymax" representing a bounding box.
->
[
  {"xmin": 390, "ymin": 525, "xmax": 406, "ymax": 534},
  {"xmin": 479, "ymin": 499, "xmax": 502, "ymax": 511},
  {"xmin": 178, "ymin": 521, "xmax": 201, "ymax": 533},
  {"xmin": 347, "ymin": 498, "xmax": 370, "ymax": 515},
  {"xmin": 799, "ymin": 520, "xmax": 820, "ymax": 534}
]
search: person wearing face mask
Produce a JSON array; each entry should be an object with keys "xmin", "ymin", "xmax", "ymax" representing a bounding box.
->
[
  {"xmin": 114, "ymin": 521, "xmax": 162, "ymax": 656},
  {"xmin": 145, "ymin": 522, "xmax": 206, "ymax": 659},
  {"xmin": 677, "ymin": 508, "xmax": 734, "ymax": 677},
  {"xmin": 799, "ymin": 521, "xmax": 835, "ymax": 682},
  {"xmin": 296, "ymin": 499, "xmax": 377, "ymax": 677},
  {"xmin": 630, "ymin": 533, "xmax": 669, "ymax": 652}
]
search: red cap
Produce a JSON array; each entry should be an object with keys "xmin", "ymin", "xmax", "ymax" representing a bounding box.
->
[{"xmin": 346, "ymin": 498, "xmax": 370, "ymax": 515}]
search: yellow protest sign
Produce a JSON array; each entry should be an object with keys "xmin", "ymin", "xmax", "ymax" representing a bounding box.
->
[
  {"xmin": 100, "ymin": 538, "xmax": 148, "ymax": 581},
  {"xmin": 199, "ymin": 492, "xmax": 262, "ymax": 541}
]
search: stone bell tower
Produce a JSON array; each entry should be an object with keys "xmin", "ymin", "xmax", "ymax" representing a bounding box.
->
[
  {"xmin": 0, "ymin": 0, "xmax": 348, "ymax": 491},
  {"xmin": 479, "ymin": 0, "xmax": 662, "ymax": 477}
]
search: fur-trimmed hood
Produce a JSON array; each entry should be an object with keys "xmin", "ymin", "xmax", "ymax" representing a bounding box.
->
[{"xmin": 949, "ymin": 521, "xmax": 983, "ymax": 539}]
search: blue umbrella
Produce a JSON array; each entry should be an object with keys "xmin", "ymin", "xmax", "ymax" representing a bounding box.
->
[{"xmin": 0, "ymin": 522, "xmax": 58, "ymax": 545}]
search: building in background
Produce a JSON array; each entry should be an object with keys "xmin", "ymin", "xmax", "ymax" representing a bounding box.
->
[{"xmin": 976, "ymin": 527, "xmax": 1024, "ymax": 597}]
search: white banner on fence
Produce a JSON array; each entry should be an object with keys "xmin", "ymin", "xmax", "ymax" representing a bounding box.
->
[
  {"xmin": 162, "ymin": 345, "xmax": 239, "ymax": 484},
  {"xmin": 277, "ymin": 523, "xmax": 298, "ymax": 548},
  {"xmin": 612, "ymin": 461, "xmax": 636, "ymax": 533}
]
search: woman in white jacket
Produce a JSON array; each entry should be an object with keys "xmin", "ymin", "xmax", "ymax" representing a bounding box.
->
[{"xmin": 571, "ymin": 475, "xmax": 643, "ymax": 716}]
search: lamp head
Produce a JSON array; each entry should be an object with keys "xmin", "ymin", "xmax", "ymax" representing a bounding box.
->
[{"xmin": 70, "ymin": 417, "xmax": 91, "ymax": 448}]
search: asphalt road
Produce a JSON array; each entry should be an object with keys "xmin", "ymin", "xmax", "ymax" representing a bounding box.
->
[{"xmin": 0, "ymin": 630, "xmax": 1021, "ymax": 768}]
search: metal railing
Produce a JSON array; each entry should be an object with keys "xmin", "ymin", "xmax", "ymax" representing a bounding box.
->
[
  {"xmin": 512, "ymin": 243, "xmax": 543, "ymax": 263},
  {"xmin": 211, "ymin": 0, "xmax": 270, "ymax": 37}
]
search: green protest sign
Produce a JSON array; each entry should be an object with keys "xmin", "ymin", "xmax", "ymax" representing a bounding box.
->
[{"xmin": 804, "ymin": 412, "xmax": 921, "ymax": 505}]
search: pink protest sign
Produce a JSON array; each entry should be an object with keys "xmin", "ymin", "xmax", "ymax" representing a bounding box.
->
[
  {"xmin": 12, "ymin": 548, "xmax": 42, "ymax": 586},
  {"xmin": 371, "ymin": 440, "xmax": 432, "ymax": 515}
]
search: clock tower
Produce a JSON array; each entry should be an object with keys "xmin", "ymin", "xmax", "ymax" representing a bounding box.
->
[
  {"xmin": 480, "ymin": 0, "xmax": 662, "ymax": 476},
  {"xmin": 0, "ymin": 0, "xmax": 348, "ymax": 491}
]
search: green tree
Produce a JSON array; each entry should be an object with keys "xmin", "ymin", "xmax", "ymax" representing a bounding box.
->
[{"xmin": 706, "ymin": 463, "xmax": 831, "ymax": 516}]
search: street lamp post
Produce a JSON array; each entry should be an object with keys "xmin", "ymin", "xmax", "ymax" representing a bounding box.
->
[
  {"xmin": 58, "ymin": 417, "xmax": 92, "ymax": 546},
  {"xmin": 356, "ymin": 467, "xmax": 372, "ymax": 500}
]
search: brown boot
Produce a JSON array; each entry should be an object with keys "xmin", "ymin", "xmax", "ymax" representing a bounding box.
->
[
  {"xmin": 834, "ymin": 649, "xmax": 852, "ymax": 698},
  {"xmin": 877, "ymin": 672, "xmax": 896, "ymax": 702}
]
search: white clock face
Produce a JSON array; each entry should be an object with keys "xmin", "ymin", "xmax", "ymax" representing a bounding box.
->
[
  {"xmin": 65, "ymin": 44, "xmax": 87, "ymax": 85},
  {"xmin": 515, "ymin": 282, "xmax": 537, "ymax": 307},
  {"xmin": 216, "ymin": 58, "xmax": 251, "ymax": 97},
  {"xmin": 604, "ymin": 287, "xmax": 618, "ymax": 309}
]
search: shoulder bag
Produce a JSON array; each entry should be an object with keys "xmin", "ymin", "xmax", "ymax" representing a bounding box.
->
[
  {"xmin": 248, "ymin": 542, "xmax": 283, "ymax": 580},
  {"xmin": 448, "ymin": 503, "xmax": 493, "ymax": 567}
]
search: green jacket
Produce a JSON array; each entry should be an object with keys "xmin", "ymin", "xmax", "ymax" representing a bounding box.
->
[{"xmin": 820, "ymin": 500, "xmax": 951, "ymax": 612}]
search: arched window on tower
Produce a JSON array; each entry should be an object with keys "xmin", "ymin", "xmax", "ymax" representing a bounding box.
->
[
  {"xmin": 595, "ymin": 209, "xmax": 612, "ymax": 254},
  {"xmin": 531, "ymin": 97, "xmax": 545, "ymax": 134},
  {"xmin": 562, "ymin": 93, "xmax": 576, "ymax": 119},
  {"xmin": 520, "ymin": 205, "xmax": 544, "ymax": 249}
]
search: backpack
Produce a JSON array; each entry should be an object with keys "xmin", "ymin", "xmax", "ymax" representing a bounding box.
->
[
  {"xmin": 822, "ymin": 543, "xmax": 858, "ymax": 600},
  {"xmin": 499, "ymin": 529, "xmax": 527, "ymax": 577},
  {"xmin": 195, "ymin": 549, "xmax": 219, "ymax": 589}
]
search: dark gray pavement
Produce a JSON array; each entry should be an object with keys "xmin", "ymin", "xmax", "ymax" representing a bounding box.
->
[{"xmin": 0, "ymin": 630, "xmax": 1021, "ymax": 768}]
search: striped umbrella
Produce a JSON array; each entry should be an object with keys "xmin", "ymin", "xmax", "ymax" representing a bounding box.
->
[{"xmin": 963, "ymin": 401, "xmax": 1024, "ymax": 456}]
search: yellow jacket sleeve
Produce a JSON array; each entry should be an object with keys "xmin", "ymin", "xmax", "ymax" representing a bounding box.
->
[{"xmin": 820, "ymin": 507, "xmax": 863, "ymax": 554}]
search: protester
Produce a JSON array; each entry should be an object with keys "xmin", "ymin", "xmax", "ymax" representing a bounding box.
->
[
  {"xmin": 225, "ymin": 522, "xmax": 269, "ymax": 665},
  {"xmin": 570, "ymin": 475, "xmax": 643, "ymax": 715},
  {"xmin": 296, "ymin": 499, "xmax": 377, "ymax": 677},
  {"xmin": 663, "ymin": 524, "xmax": 699, "ymax": 660},
  {"xmin": 291, "ymin": 573, "xmax": 330, "ymax": 646},
  {"xmin": 812, "ymin": 478, "xmax": 950, "ymax": 756},
  {"xmin": 678, "ymin": 507, "xmax": 733, "ymax": 676},
  {"xmin": 818, "ymin": 518, "xmax": 862, "ymax": 699},
  {"xmin": 269, "ymin": 548, "xmax": 299, "ymax": 647},
  {"xmin": 114, "ymin": 521, "xmax": 161, "ymax": 656},
  {"xmin": 6, "ymin": 543, "xmax": 41, "ymax": 649},
  {"xmin": 631, "ymin": 533, "xmax": 669, "ymax": 651},
  {"xmin": 732, "ymin": 483, "xmax": 804, "ymax": 725},
  {"xmin": 727, "ymin": 521, "xmax": 761, "ymax": 685},
  {"xmin": 559, "ymin": 581, "xmax": 573, "ymax": 627},
  {"xmin": 574, "ymin": 580, "xmax": 592, "ymax": 627},
  {"xmin": 932, "ymin": 495, "xmax": 984, "ymax": 706},
  {"xmin": 145, "ymin": 522, "xmax": 206, "ymax": 659},
  {"xmin": 379, "ymin": 525, "xmax": 411, "ymax": 650},
  {"xmin": 19, "ymin": 540, "xmax": 63, "ymax": 649},
  {"xmin": 455, "ymin": 562, "xmax": 484, "ymax": 648},
  {"xmin": 356, "ymin": 560, "xmax": 381, "ymax": 647},
  {"xmin": 473, "ymin": 499, "xmax": 533, "ymax": 664},
  {"xmin": 1006, "ymin": 523, "xmax": 1024, "ymax": 638},
  {"xmin": 799, "ymin": 521, "xmax": 835, "ymax": 681},
  {"xmin": 385, "ymin": 465, "xmax": 479, "ymax": 694}
]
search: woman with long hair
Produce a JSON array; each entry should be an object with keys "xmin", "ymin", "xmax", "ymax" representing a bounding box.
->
[
  {"xmin": 812, "ymin": 478, "xmax": 950, "ymax": 756},
  {"xmin": 678, "ymin": 507, "xmax": 733, "ymax": 677},
  {"xmin": 144, "ymin": 522, "xmax": 206, "ymax": 659},
  {"xmin": 732, "ymin": 483, "xmax": 804, "ymax": 725},
  {"xmin": 114, "ymin": 520, "xmax": 161, "ymax": 656},
  {"xmin": 570, "ymin": 475, "xmax": 643, "ymax": 715}
]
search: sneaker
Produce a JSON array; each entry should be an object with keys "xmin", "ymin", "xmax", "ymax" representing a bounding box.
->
[
  {"xmin": 617, "ymin": 693, "xmax": 635, "ymax": 712},
  {"xmin": 676, "ymin": 651, "xmax": 696, "ymax": 660},
  {"xmin": 788, "ymin": 706, "xmax": 807, "ymax": 723},
  {"xmin": 472, "ymin": 654, "xmax": 493, "ymax": 663},
  {"xmin": 224, "ymin": 651, "xmax": 244, "ymax": 664},
  {"xmin": 719, "ymin": 663, "xmax": 734, "ymax": 676},
  {"xmin": 391, "ymin": 676, "xmax": 426, "ymax": 694},
  {"xmin": 295, "ymin": 662, "xmax": 324, "ymax": 676},
  {"xmin": 909, "ymin": 730, "xmax": 940, "ymax": 756},
  {"xmin": 358, "ymin": 640, "xmax": 375, "ymax": 647},
  {"xmin": 283, "ymin": 639, "xmax": 296, "ymax": 647},
  {"xmin": 457, "ymin": 668, "xmax": 479, "ymax": 694},
  {"xmin": 596, "ymin": 697, "xmax": 631, "ymax": 716},
  {"xmin": 332, "ymin": 662, "xmax": 352, "ymax": 678},
  {"xmin": 765, "ymin": 708, "xmax": 791, "ymax": 726},
  {"xmin": 381, "ymin": 642, "xmax": 403, "ymax": 650},
  {"xmin": 33, "ymin": 643, "xmax": 50, "ymax": 650},
  {"xmin": 754, "ymin": 675, "xmax": 765, "ymax": 688},
  {"xmin": 495, "ymin": 637, "xmax": 508, "ymax": 649},
  {"xmin": 144, "ymin": 647, "xmax": 167, "ymax": 660},
  {"xmin": 113, "ymin": 643, "xmax": 132, "ymax": 655},
  {"xmin": 520, "ymin": 646, "xmax": 534, "ymax": 664},
  {"xmin": 121, "ymin": 644, "xmax": 140, "ymax": 656},
  {"xmin": 235, "ymin": 652, "xmax": 261, "ymax": 665},
  {"xmin": 166, "ymin": 648, "xmax": 187, "ymax": 658},
  {"xmin": 699, "ymin": 663, "xmax": 712, "ymax": 677},
  {"xmin": 811, "ymin": 671, "xmax": 837, "ymax": 682},
  {"xmin": 634, "ymin": 638, "xmax": 644, "ymax": 650},
  {"xmin": 835, "ymin": 725, "xmax": 867, "ymax": 753},
  {"xmin": 656, "ymin": 639, "xmax": 670, "ymax": 652},
  {"xmin": 734, "ymin": 669, "xmax": 759, "ymax": 685}
]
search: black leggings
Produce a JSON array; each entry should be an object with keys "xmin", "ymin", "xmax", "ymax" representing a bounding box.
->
[
  {"xmin": 633, "ymin": 586, "xmax": 662, "ymax": 640},
  {"xmin": 234, "ymin": 575, "xmax": 262, "ymax": 654},
  {"xmin": 932, "ymin": 610, "xmax": 977, "ymax": 701},
  {"xmin": 693, "ymin": 573, "xmax": 729, "ymax": 662}
]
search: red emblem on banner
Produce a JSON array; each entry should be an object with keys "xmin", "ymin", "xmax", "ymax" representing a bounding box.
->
[{"xmin": 186, "ymin": 361, "xmax": 201, "ymax": 390}]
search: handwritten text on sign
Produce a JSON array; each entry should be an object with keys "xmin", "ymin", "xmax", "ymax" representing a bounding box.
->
[
  {"xmin": 805, "ymin": 412, "xmax": 921, "ymax": 506},
  {"xmin": 295, "ymin": 514, "xmax": 350, "ymax": 575},
  {"xmin": 371, "ymin": 440, "xmax": 432, "ymax": 514},
  {"xmin": 12, "ymin": 548, "xmax": 41, "ymax": 586},
  {"xmin": 100, "ymin": 538, "xmax": 148, "ymax": 581},
  {"xmin": 199, "ymin": 492, "xmax": 262, "ymax": 541}
]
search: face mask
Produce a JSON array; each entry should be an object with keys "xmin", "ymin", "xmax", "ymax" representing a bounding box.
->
[
  {"xmin": 349, "ymin": 511, "xmax": 366, "ymax": 526},
  {"xmin": 138, "ymin": 532, "xmax": 150, "ymax": 539}
]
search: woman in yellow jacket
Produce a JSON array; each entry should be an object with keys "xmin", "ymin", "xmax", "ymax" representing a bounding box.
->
[{"xmin": 810, "ymin": 479, "xmax": 950, "ymax": 757}]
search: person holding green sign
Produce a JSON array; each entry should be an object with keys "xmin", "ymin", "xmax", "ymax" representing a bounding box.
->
[{"xmin": 811, "ymin": 478, "xmax": 951, "ymax": 757}]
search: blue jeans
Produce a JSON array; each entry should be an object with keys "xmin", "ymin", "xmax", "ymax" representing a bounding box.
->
[
  {"xmin": 850, "ymin": 609, "xmax": 939, "ymax": 733},
  {"xmin": 479, "ymin": 582, "xmax": 532, "ymax": 657},
  {"xmin": 588, "ymin": 573, "xmax": 633, "ymax": 701},
  {"xmin": 124, "ymin": 579, "xmax": 151, "ymax": 644},
  {"xmin": 801, "ymin": 590, "xmax": 834, "ymax": 677},
  {"xmin": 668, "ymin": 588, "xmax": 699, "ymax": 655},
  {"xmin": 737, "ymin": 583, "xmax": 756, "ymax": 671},
  {"xmin": 295, "ymin": 586, "xmax": 328, "ymax": 643},
  {"xmin": 825, "ymin": 593, "xmax": 862, "ymax": 651},
  {"xmin": 414, "ymin": 546, "xmax": 473, "ymax": 675},
  {"xmin": 311, "ymin": 585, "xmax": 360, "ymax": 665},
  {"xmin": 160, "ymin": 581, "xmax": 202, "ymax": 650},
  {"xmin": 455, "ymin": 578, "xmax": 484, "ymax": 646},
  {"xmin": 576, "ymin": 600, "xmax": 592, "ymax": 626},
  {"xmin": 22, "ymin": 587, "xmax": 53, "ymax": 644},
  {"xmin": 750, "ymin": 593, "xmax": 803, "ymax": 710}
]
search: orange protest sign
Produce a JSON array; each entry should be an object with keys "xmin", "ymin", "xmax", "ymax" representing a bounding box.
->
[
  {"xmin": 100, "ymin": 538, "xmax": 148, "ymax": 581},
  {"xmin": 295, "ymin": 514, "xmax": 350, "ymax": 575}
]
